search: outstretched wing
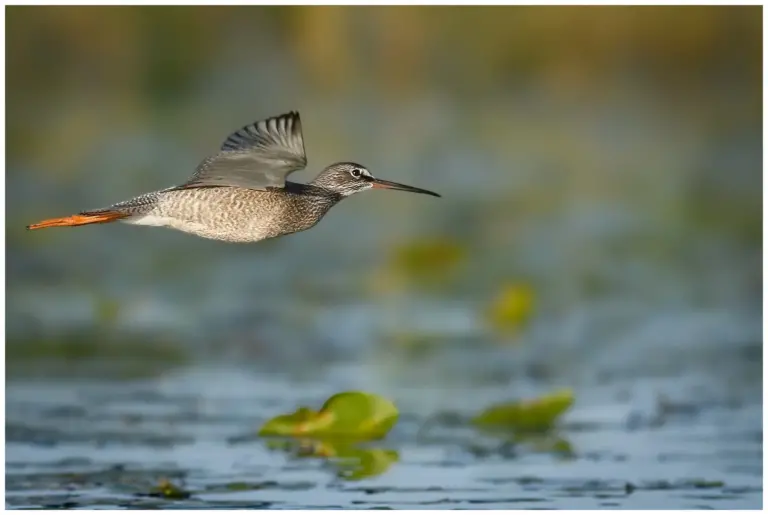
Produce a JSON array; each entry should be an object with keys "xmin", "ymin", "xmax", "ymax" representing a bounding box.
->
[{"xmin": 179, "ymin": 111, "xmax": 307, "ymax": 190}]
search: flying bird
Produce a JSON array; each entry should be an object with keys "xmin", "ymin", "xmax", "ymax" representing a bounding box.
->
[{"xmin": 27, "ymin": 111, "xmax": 440, "ymax": 243}]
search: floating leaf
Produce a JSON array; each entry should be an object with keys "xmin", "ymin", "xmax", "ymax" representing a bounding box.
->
[
  {"xmin": 95, "ymin": 298, "xmax": 121, "ymax": 326},
  {"xmin": 374, "ymin": 238, "xmax": 467, "ymax": 293},
  {"xmin": 148, "ymin": 479, "xmax": 191, "ymax": 500},
  {"xmin": 472, "ymin": 389, "xmax": 574, "ymax": 433},
  {"xmin": 485, "ymin": 283, "xmax": 535, "ymax": 335},
  {"xmin": 392, "ymin": 238, "xmax": 465, "ymax": 276},
  {"xmin": 258, "ymin": 406, "xmax": 332, "ymax": 437},
  {"xmin": 259, "ymin": 391, "xmax": 399, "ymax": 439},
  {"xmin": 691, "ymin": 479, "xmax": 725, "ymax": 489},
  {"xmin": 224, "ymin": 482, "xmax": 257, "ymax": 491},
  {"xmin": 258, "ymin": 392, "xmax": 400, "ymax": 480}
]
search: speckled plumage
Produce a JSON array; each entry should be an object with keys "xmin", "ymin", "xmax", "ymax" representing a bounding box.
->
[
  {"xmin": 107, "ymin": 183, "xmax": 341, "ymax": 243},
  {"xmin": 27, "ymin": 111, "xmax": 440, "ymax": 241}
]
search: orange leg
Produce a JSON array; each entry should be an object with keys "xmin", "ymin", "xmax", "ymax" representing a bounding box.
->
[{"xmin": 26, "ymin": 211, "xmax": 127, "ymax": 230}]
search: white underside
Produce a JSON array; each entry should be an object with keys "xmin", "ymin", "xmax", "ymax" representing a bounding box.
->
[
  {"xmin": 126, "ymin": 214, "xmax": 208, "ymax": 233},
  {"xmin": 123, "ymin": 213, "xmax": 259, "ymax": 243}
]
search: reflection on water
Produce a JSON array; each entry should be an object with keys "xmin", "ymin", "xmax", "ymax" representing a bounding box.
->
[{"xmin": 261, "ymin": 438, "xmax": 400, "ymax": 481}]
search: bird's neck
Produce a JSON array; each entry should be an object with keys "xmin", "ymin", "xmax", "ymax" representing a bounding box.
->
[
  {"xmin": 277, "ymin": 181, "xmax": 343, "ymax": 234},
  {"xmin": 287, "ymin": 180, "xmax": 343, "ymax": 202},
  {"xmin": 283, "ymin": 181, "xmax": 343, "ymax": 214}
]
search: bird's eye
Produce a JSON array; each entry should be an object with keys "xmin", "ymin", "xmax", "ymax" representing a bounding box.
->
[{"xmin": 350, "ymin": 168, "xmax": 362, "ymax": 178}]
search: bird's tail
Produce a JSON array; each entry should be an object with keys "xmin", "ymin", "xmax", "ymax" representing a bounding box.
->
[{"xmin": 26, "ymin": 210, "xmax": 128, "ymax": 230}]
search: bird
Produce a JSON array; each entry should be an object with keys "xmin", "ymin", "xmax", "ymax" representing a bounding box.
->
[{"xmin": 26, "ymin": 111, "xmax": 440, "ymax": 243}]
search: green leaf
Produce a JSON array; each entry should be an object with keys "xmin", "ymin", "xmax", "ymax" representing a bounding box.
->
[
  {"xmin": 472, "ymin": 389, "xmax": 574, "ymax": 433},
  {"xmin": 149, "ymin": 479, "xmax": 191, "ymax": 500},
  {"xmin": 259, "ymin": 391, "xmax": 399, "ymax": 439},
  {"xmin": 485, "ymin": 283, "xmax": 535, "ymax": 335},
  {"xmin": 320, "ymin": 392, "xmax": 399, "ymax": 438},
  {"xmin": 691, "ymin": 479, "xmax": 725, "ymax": 489},
  {"xmin": 258, "ymin": 406, "xmax": 331, "ymax": 437},
  {"xmin": 372, "ymin": 238, "xmax": 466, "ymax": 293},
  {"xmin": 392, "ymin": 239, "xmax": 465, "ymax": 277}
]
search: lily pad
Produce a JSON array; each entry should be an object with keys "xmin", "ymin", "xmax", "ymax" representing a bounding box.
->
[
  {"xmin": 147, "ymin": 479, "xmax": 191, "ymax": 500},
  {"xmin": 485, "ymin": 283, "xmax": 535, "ymax": 335},
  {"xmin": 259, "ymin": 391, "xmax": 399, "ymax": 439},
  {"xmin": 472, "ymin": 389, "xmax": 574, "ymax": 433},
  {"xmin": 258, "ymin": 407, "xmax": 330, "ymax": 437},
  {"xmin": 392, "ymin": 238, "xmax": 466, "ymax": 277},
  {"xmin": 373, "ymin": 238, "xmax": 467, "ymax": 292}
]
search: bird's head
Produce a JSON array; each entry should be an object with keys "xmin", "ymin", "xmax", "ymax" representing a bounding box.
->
[{"xmin": 312, "ymin": 162, "xmax": 441, "ymax": 198}]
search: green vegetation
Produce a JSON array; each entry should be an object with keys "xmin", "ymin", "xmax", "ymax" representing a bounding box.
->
[
  {"xmin": 257, "ymin": 388, "xmax": 575, "ymax": 481},
  {"xmin": 258, "ymin": 391, "xmax": 400, "ymax": 480},
  {"xmin": 148, "ymin": 479, "xmax": 192, "ymax": 500},
  {"xmin": 6, "ymin": 333, "xmax": 189, "ymax": 380},
  {"xmin": 260, "ymin": 391, "xmax": 399, "ymax": 439},
  {"xmin": 376, "ymin": 238, "xmax": 467, "ymax": 292},
  {"xmin": 472, "ymin": 389, "xmax": 574, "ymax": 433},
  {"xmin": 485, "ymin": 283, "xmax": 535, "ymax": 336}
]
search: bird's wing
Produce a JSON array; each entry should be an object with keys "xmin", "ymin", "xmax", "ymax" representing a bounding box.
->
[{"xmin": 178, "ymin": 111, "xmax": 307, "ymax": 190}]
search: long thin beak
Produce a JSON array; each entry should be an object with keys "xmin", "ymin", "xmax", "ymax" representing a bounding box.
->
[{"xmin": 369, "ymin": 178, "xmax": 441, "ymax": 197}]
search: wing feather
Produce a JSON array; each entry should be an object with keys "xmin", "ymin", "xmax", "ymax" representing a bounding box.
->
[{"xmin": 179, "ymin": 111, "xmax": 307, "ymax": 190}]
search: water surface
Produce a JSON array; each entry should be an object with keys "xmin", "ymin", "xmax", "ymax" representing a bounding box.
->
[{"xmin": 6, "ymin": 363, "xmax": 762, "ymax": 509}]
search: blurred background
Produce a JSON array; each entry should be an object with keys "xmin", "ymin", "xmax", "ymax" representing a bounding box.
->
[{"xmin": 5, "ymin": 5, "xmax": 762, "ymax": 509}]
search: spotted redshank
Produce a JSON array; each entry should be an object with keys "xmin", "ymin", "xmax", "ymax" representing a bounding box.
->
[{"xmin": 27, "ymin": 112, "xmax": 440, "ymax": 243}]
